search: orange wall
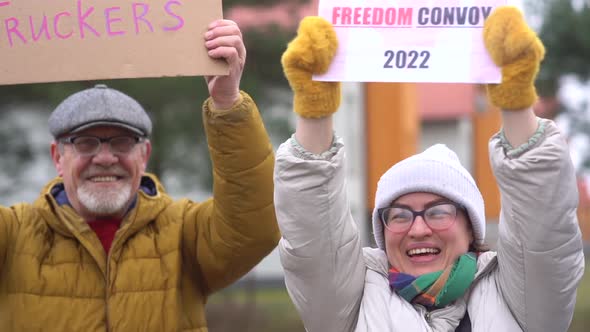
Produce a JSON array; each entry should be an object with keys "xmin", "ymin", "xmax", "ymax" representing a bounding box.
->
[
  {"xmin": 472, "ymin": 92, "xmax": 502, "ymax": 221},
  {"xmin": 418, "ymin": 83, "xmax": 476, "ymax": 121},
  {"xmin": 579, "ymin": 207, "xmax": 590, "ymax": 242},
  {"xmin": 578, "ymin": 180, "xmax": 590, "ymax": 242},
  {"xmin": 365, "ymin": 83, "xmax": 502, "ymax": 221},
  {"xmin": 365, "ymin": 83, "xmax": 419, "ymax": 209},
  {"xmin": 364, "ymin": 84, "xmax": 590, "ymax": 238}
]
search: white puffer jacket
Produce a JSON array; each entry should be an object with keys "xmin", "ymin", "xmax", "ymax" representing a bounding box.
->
[{"xmin": 275, "ymin": 119, "xmax": 584, "ymax": 332}]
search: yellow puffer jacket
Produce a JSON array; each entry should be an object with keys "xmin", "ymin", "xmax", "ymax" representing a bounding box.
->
[{"xmin": 0, "ymin": 92, "xmax": 280, "ymax": 331}]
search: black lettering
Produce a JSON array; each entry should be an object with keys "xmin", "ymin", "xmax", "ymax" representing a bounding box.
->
[
  {"xmin": 384, "ymin": 50, "xmax": 430, "ymax": 69},
  {"xmin": 481, "ymin": 6, "xmax": 492, "ymax": 20},
  {"xmin": 431, "ymin": 7, "xmax": 442, "ymax": 25},
  {"xmin": 443, "ymin": 7, "xmax": 454, "ymax": 25},
  {"xmin": 384, "ymin": 50, "xmax": 394, "ymax": 68},
  {"xmin": 396, "ymin": 50, "xmax": 407, "ymax": 68},
  {"xmin": 468, "ymin": 7, "xmax": 479, "ymax": 25},
  {"xmin": 420, "ymin": 51, "xmax": 430, "ymax": 68},
  {"xmin": 456, "ymin": 7, "xmax": 468, "ymax": 25},
  {"xmin": 417, "ymin": 7, "xmax": 429, "ymax": 25},
  {"xmin": 408, "ymin": 51, "xmax": 419, "ymax": 68}
]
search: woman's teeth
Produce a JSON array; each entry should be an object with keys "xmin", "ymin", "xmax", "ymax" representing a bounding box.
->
[{"xmin": 407, "ymin": 248, "xmax": 441, "ymax": 256}]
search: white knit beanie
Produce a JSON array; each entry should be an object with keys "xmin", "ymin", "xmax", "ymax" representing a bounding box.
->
[{"xmin": 372, "ymin": 144, "xmax": 485, "ymax": 250}]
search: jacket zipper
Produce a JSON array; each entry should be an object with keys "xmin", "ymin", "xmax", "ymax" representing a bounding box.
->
[
  {"xmin": 105, "ymin": 261, "xmax": 110, "ymax": 332},
  {"xmin": 105, "ymin": 219, "xmax": 129, "ymax": 332},
  {"xmin": 57, "ymin": 207, "xmax": 113, "ymax": 331},
  {"xmin": 416, "ymin": 304, "xmax": 433, "ymax": 326}
]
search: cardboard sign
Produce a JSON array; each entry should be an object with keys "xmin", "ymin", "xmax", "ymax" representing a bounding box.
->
[
  {"xmin": 0, "ymin": 0, "xmax": 228, "ymax": 85},
  {"xmin": 314, "ymin": 0, "xmax": 507, "ymax": 83}
]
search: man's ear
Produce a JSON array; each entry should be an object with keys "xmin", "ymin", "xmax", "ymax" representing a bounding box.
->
[
  {"xmin": 50, "ymin": 142, "xmax": 64, "ymax": 177},
  {"xmin": 141, "ymin": 140, "xmax": 152, "ymax": 172}
]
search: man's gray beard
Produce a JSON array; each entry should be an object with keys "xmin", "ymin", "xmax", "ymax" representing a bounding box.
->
[{"xmin": 77, "ymin": 182, "xmax": 133, "ymax": 216}]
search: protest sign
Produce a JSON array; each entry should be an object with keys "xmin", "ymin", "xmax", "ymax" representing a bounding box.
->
[
  {"xmin": 0, "ymin": 0, "xmax": 228, "ymax": 85},
  {"xmin": 314, "ymin": 0, "xmax": 508, "ymax": 83}
]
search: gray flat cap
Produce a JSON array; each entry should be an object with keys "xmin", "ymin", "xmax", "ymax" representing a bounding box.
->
[{"xmin": 49, "ymin": 84, "xmax": 152, "ymax": 138}]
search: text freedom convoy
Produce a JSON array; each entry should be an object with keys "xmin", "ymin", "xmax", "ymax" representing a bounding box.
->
[{"xmin": 331, "ymin": 6, "xmax": 493, "ymax": 27}]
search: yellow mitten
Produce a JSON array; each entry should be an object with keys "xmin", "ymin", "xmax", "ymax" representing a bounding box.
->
[
  {"xmin": 281, "ymin": 17, "xmax": 341, "ymax": 118},
  {"xmin": 483, "ymin": 6, "xmax": 545, "ymax": 111}
]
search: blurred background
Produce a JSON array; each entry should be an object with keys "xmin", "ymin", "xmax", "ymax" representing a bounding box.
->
[{"xmin": 1, "ymin": 0, "xmax": 589, "ymax": 330}]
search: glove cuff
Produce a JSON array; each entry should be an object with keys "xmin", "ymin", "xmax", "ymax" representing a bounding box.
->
[
  {"xmin": 293, "ymin": 81, "xmax": 341, "ymax": 118},
  {"xmin": 487, "ymin": 83, "xmax": 537, "ymax": 111}
]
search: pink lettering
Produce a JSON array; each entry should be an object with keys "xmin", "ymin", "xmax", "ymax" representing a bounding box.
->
[
  {"xmin": 132, "ymin": 3, "xmax": 154, "ymax": 34},
  {"xmin": 341, "ymin": 8, "xmax": 352, "ymax": 24},
  {"xmin": 54, "ymin": 12, "xmax": 73, "ymax": 39},
  {"xmin": 398, "ymin": 8, "xmax": 413, "ymax": 25},
  {"xmin": 363, "ymin": 8, "xmax": 371, "ymax": 25},
  {"xmin": 332, "ymin": 7, "xmax": 342, "ymax": 24},
  {"xmin": 332, "ymin": 7, "xmax": 342, "ymax": 25},
  {"xmin": 29, "ymin": 15, "xmax": 51, "ymax": 42},
  {"xmin": 77, "ymin": 0, "xmax": 100, "ymax": 38},
  {"xmin": 163, "ymin": 0, "xmax": 184, "ymax": 31},
  {"xmin": 105, "ymin": 7, "xmax": 125, "ymax": 36},
  {"xmin": 5, "ymin": 17, "xmax": 26, "ymax": 47},
  {"xmin": 353, "ymin": 7, "xmax": 361, "ymax": 25}
]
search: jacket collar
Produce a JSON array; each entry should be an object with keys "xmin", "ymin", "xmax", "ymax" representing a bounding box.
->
[{"xmin": 32, "ymin": 173, "xmax": 172, "ymax": 276}]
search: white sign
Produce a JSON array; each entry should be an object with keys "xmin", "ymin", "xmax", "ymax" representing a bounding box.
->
[{"xmin": 314, "ymin": 0, "xmax": 508, "ymax": 83}]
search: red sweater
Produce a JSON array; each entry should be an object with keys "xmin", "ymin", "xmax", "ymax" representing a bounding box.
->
[{"xmin": 88, "ymin": 219, "xmax": 122, "ymax": 253}]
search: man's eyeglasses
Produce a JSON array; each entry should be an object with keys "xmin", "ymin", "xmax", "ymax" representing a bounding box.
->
[
  {"xmin": 378, "ymin": 202, "xmax": 464, "ymax": 234},
  {"xmin": 59, "ymin": 135, "xmax": 145, "ymax": 157}
]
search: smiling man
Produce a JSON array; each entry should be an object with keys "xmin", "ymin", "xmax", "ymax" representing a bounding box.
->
[
  {"xmin": 50, "ymin": 85, "xmax": 152, "ymax": 223},
  {"xmin": 0, "ymin": 19, "xmax": 279, "ymax": 332}
]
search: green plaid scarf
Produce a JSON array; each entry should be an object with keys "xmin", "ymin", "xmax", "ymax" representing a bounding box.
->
[{"xmin": 388, "ymin": 252, "xmax": 477, "ymax": 308}]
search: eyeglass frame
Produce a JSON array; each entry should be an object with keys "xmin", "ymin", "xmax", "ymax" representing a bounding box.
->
[
  {"xmin": 378, "ymin": 201, "xmax": 465, "ymax": 234},
  {"xmin": 58, "ymin": 135, "xmax": 146, "ymax": 157}
]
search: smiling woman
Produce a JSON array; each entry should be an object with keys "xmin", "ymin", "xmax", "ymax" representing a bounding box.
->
[{"xmin": 275, "ymin": 8, "xmax": 584, "ymax": 332}]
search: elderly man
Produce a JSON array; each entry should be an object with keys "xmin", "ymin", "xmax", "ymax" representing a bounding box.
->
[{"xmin": 0, "ymin": 20, "xmax": 279, "ymax": 331}]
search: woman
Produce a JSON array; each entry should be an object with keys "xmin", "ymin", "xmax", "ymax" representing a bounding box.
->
[{"xmin": 275, "ymin": 6, "xmax": 584, "ymax": 332}]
